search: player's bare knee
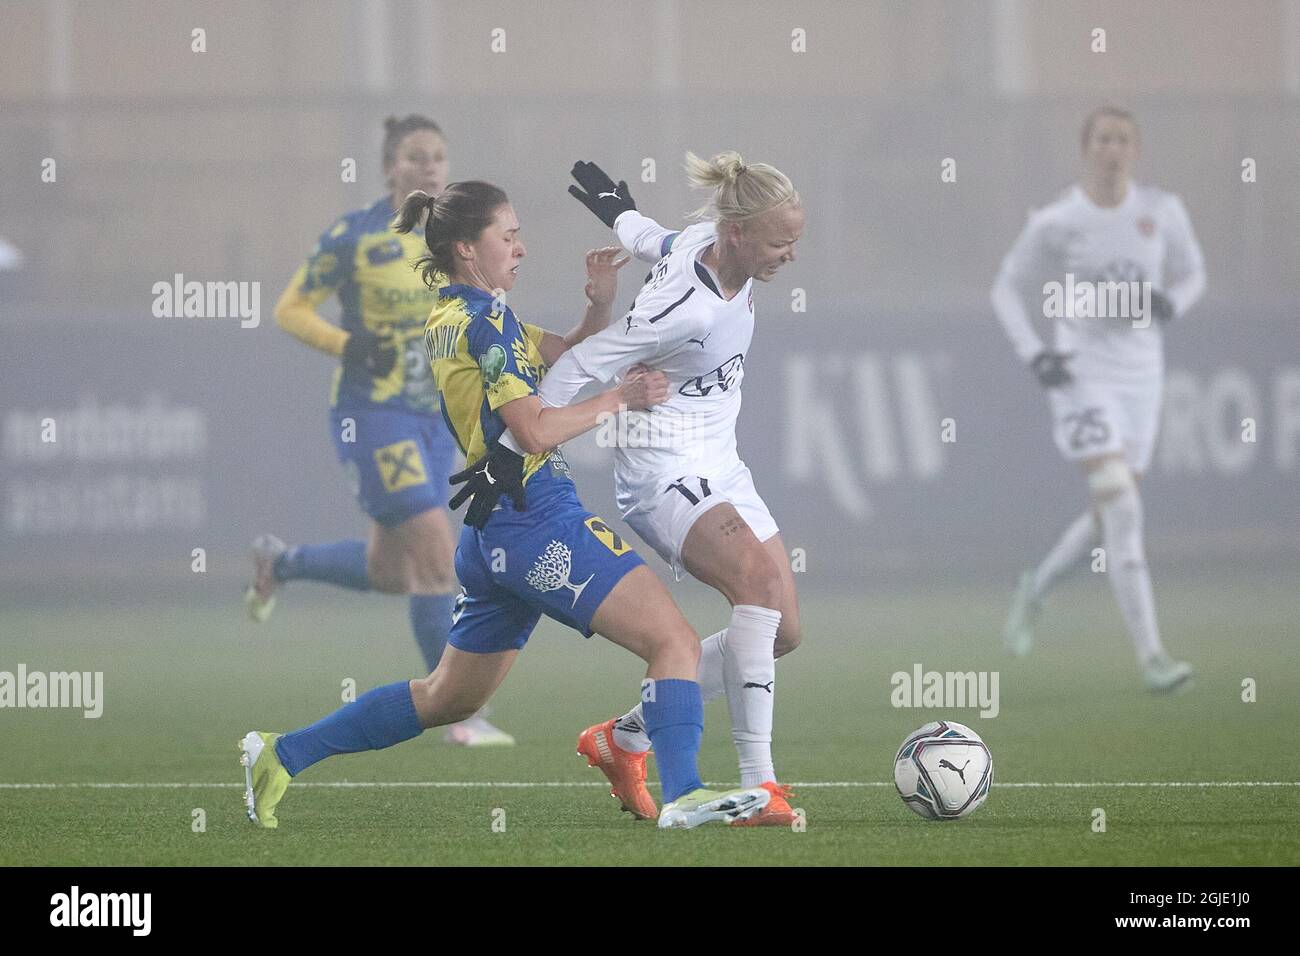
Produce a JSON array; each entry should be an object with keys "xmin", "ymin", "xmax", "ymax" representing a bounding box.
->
[
  {"xmin": 1086, "ymin": 457, "xmax": 1135, "ymax": 507},
  {"xmin": 647, "ymin": 622, "xmax": 701, "ymax": 672},
  {"xmin": 410, "ymin": 675, "xmax": 480, "ymax": 728},
  {"xmin": 408, "ymin": 677, "xmax": 440, "ymax": 728},
  {"xmin": 732, "ymin": 545, "xmax": 783, "ymax": 609},
  {"xmin": 406, "ymin": 551, "xmax": 457, "ymax": 595},
  {"xmin": 406, "ymin": 564, "xmax": 456, "ymax": 596},
  {"xmin": 401, "ymin": 526, "xmax": 456, "ymax": 594},
  {"xmin": 440, "ymin": 701, "xmax": 479, "ymax": 725},
  {"xmin": 667, "ymin": 622, "xmax": 703, "ymax": 659},
  {"xmin": 368, "ymin": 565, "xmax": 407, "ymax": 594},
  {"xmin": 366, "ymin": 545, "xmax": 408, "ymax": 594}
]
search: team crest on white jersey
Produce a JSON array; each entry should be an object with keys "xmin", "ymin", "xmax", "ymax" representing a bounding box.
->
[{"xmin": 679, "ymin": 354, "xmax": 745, "ymax": 397}]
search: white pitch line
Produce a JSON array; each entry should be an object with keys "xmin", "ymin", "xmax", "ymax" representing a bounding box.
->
[{"xmin": 0, "ymin": 781, "xmax": 1298, "ymax": 790}]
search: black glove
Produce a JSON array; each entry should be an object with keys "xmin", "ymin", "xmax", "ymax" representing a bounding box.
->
[
  {"xmin": 342, "ymin": 329, "xmax": 397, "ymax": 377},
  {"xmin": 1148, "ymin": 290, "xmax": 1175, "ymax": 324},
  {"xmin": 568, "ymin": 160, "xmax": 636, "ymax": 228},
  {"xmin": 1029, "ymin": 350, "xmax": 1074, "ymax": 388},
  {"xmin": 449, "ymin": 441, "xmax": 527, "ymax": 529}
]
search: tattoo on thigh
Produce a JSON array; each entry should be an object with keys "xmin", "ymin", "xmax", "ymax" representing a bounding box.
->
[{"xmin": 720, "ymin": 515, "xmax": 745, "ymax": 538}]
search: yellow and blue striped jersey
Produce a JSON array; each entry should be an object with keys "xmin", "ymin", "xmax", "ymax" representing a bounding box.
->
[
  {"xmin": 424, "ymin": 283, "xmax": 570, "ymax": 489},
  {"xmin": 287, "ymin": 196, "xmax": 445, "ymax": 414}
]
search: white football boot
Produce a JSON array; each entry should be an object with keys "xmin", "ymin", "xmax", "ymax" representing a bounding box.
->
[
  {"xmin": 1141, "ymin": 652, "xmax": 1194, "ymax": 694},
  {"xmin": 657, "ymin": 786, "xmax": 771, "ymax": 830},
  {"xmin": 443, "ymin": 710, "xmax": 515, "ymax": 747},
  {"xmin": 1003, "ymin": 570, "xmax": 1041, "ymax": 657}
]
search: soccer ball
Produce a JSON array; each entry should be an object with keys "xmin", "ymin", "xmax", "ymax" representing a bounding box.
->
[{"xmin": 893, "ymin": 720, "xmax": 993, "ymax": 820}]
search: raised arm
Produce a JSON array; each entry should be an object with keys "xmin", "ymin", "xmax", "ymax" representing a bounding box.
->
[
  {"xmin": 568, "ymin": 160, "xmax": 679, "ymax": 263},
  {"xmin": 614, "ymin": 210, "xmax": 680, "ymax": 263}
]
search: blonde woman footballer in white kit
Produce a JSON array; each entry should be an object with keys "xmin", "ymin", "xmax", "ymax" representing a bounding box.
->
[
  {"xmin": 508, "ymin": 153, "xmax": 805, "ymax": 824},
  {"xmin": 991, "ymin": 106, "xmax": 1206, "ymax": 692}
]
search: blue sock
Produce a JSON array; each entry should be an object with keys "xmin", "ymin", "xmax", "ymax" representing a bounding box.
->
[
  {"xmin": 274, "ymin": 681, "xmax": 422, "ymax": 776},
  {"xmin": 409, "ymin": 593, "xmax": 456, "ymax": 672},
  {"xmin": 641, "ymin": 678, "xmax": 704, "ymax": 803},
  {"xmin": 274, "ymin": 540, "xmax": 370, "ymax": 591}
]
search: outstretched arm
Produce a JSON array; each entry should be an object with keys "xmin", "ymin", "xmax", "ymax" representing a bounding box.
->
[{"xmin": 497, "ymin": 366, "xmax": 666, "ymax": 456}]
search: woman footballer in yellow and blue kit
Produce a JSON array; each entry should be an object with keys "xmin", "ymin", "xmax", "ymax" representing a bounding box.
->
[
  {"xmin": 245, "ymin": 116, "xmax": 512, "ymax": 746},
  {"xmin": 430, "ymin": 275, "xmax": 641, "ymax": 648},
  {"xmin": 238, "ymin": 180, "xmax": 772, "ymax": 830}
]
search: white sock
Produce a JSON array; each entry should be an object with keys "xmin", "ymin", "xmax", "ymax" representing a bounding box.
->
[
  {"xmin": 612, "ymin": 629, "xmax": 727, "ymax": 753},
  {"xmin": 1098, "ymin": 486, "xmax": 1164, "ymax": 663},
  {"xmin": 1031, "ymin": 509, "xmax": 1098, "ymax": 600},
  {"xmin": 723, "ymin": 604, "xmax": 781, "ymax": 788}
]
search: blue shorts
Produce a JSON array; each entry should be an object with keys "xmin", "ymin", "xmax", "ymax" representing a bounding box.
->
[
  {"xmin": 448, "ymin": 476, "xmax": 646, "ymax": 654},
  {"xmin": 330, "ymin": 404, "xmax": 458, "ymax": 527}
]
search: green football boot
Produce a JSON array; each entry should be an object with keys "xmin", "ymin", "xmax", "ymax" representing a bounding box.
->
[
  {"xmin": 239, "ymin": 731, "xmax": 291, "ymax": 828},
  {"xmin": 244, "ymin": 534, "xmax": 286, "ymax": 623}
]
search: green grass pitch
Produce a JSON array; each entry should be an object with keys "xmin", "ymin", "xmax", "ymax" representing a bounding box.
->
[{"xmin": 2, "ymin": 576, "xmax": 1298, "ymax": 866}]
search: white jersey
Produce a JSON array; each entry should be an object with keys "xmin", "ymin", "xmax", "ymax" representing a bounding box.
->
[
  {"xmin": 991, "ymin": 183, "xmax": 1206, "ymax": 384},
  {"xmin": 537, "ymin": 217, "xmax": 755, "ymax": 500}
]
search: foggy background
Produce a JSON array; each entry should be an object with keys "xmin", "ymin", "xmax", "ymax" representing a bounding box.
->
[{"xmin": 2, "ymin": 0, "xmax": 1298, "ymax": 604}]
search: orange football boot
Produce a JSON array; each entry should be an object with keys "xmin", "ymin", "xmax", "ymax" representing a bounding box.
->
[
  {"xmin": 576, "ymin": 718, "xmax": 657, "ymax": 820},
  {"xmin": 730, "ymin": 782, "xmax": 798, "ymax": 827}
]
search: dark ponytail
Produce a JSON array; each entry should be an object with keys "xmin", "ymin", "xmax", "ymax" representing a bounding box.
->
[{"xmin": 393, "ymin": 181, "xmax": 509, "ymax": 290}]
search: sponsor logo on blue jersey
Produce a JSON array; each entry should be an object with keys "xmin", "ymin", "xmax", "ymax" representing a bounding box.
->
[{"xmin": 366, "ymin": 238, "xmax": 404, "ymax": 265}]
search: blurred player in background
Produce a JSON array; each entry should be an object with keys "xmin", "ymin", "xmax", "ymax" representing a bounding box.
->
[
  {"xmin": 991, "ymin": 106, "xmax": 1206, "ymax": 692},
  {"xmin": 524, "ymin": 153, "xmax": 804, "ymax": 825},
  {"xmin": 245, "ymin": 115, "xmax": 512, "ymax": 745},
  {"xmin": 240, "ymin": 179, "xmax": 770, "ymax": 830}
]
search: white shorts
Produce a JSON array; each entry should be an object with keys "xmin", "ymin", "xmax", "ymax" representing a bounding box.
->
[
  {"xmin": 1048, "ymin": 376, "xmax": 1163, "ymax": 473},
  {"xmin": 617, "ymin": 459, "xmax": 780, "ymax": 580}
]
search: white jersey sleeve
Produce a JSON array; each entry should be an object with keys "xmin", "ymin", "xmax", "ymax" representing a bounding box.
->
[
  {"xmin": 991, "ymin": 209, "xmax": 1056, "ymax": 364},
  {"xmin": 1161, "ymin": 195, "xmax": 1206, "ymax": 319},
  {"xmin": 498, "ymin": 345, "xmax": 609, "ymax": 451},
  {"xmin": 559, "ymin": 318, "xmax": 666, "ymax": 387},
  {"xmin": 559, "ymin": 277, "xmax": 704, "ymax": 391},
  {"xmin": 533, "ymin": 349, "xmax": 592, "ymax": 408},
  {"xmin": 614, "ymin": 210, "xmax": 680, "ymax": 263}
]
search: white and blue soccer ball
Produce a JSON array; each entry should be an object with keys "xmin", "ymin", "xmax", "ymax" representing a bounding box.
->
[{"xmin": 893, "ymin": 720, "xmax": 993, "ymax": 820}]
